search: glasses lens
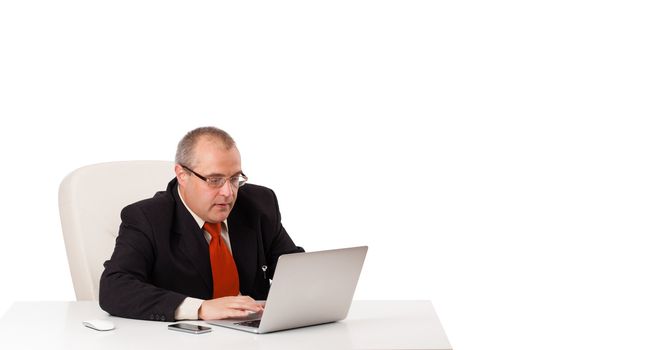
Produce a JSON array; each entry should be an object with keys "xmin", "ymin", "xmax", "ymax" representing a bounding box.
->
[
  {"xmin": 207, "ymin": 178, "xmax": 224, "ymax": 188},
  {"xmin": 205, "ymin": 176, "xmax": 247, "ymax": 188}
]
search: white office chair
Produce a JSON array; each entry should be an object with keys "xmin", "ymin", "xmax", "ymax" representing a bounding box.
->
[{"xmin": 58, "ymin": 161, "xmax": 175, "ymax": 300}]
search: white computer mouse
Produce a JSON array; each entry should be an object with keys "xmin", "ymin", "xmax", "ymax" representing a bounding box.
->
[{"xmin": 83, "ymin": 319, "xmax": 115, "ymax": 331}]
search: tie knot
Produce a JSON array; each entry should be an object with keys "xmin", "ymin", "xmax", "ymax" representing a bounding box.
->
[{"xmin": 203, "ymin": 222, "xmax": 222, "ymax": 242}]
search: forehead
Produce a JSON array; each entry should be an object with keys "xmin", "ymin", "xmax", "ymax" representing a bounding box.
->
[{"xmin": 192, "ymin": 138, "xmax": 241, "ymax": 174}]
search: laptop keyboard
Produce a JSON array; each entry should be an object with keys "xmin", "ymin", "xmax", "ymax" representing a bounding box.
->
[{"xmin": 235, "ymin": 320, "xmax": 261, "ymax": 328}]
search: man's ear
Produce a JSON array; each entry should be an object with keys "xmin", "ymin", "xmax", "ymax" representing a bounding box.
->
[{"xmin": 175, "ymin": 164, "xmax": 188, "ymax": 186}]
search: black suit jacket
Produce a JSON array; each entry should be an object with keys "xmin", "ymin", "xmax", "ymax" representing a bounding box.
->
[{"xmin": 99, "ymin": 178, "xmax": 304, "ymax": 321}]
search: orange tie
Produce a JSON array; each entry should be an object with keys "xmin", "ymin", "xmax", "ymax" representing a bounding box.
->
[{"xmin": 203, "ymin": 222, "xmax": 240, "ymax": 298}]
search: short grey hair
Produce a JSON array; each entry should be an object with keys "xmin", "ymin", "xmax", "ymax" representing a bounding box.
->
[{"xmin": 175, "ymin": 126, "xmax": 237, "ymax": 168}]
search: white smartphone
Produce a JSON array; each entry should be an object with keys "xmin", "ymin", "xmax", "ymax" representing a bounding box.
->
[{"xmin": 168, "ymin": 323, "xmax": 212, "ymax": 334}]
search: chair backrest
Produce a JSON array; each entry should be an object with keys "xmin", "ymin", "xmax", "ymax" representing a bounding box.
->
[{"xmin": 58, "ymin": 161, "xmax": 175, "ymax": 300}]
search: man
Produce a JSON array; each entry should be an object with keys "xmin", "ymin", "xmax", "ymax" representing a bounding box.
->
[{"xmin": 99, "ymin": 127, "xmax": 304, "ymax": 321}]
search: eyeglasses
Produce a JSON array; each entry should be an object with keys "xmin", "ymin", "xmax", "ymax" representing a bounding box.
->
[{"xmin": 180, "ymin": 164, "xmax": 248, "ymax": 189}]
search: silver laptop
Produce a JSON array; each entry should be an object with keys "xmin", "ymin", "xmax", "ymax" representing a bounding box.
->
[{"xmin": 206, "ymin": 246, "xmax": 368, "ymax": 334}]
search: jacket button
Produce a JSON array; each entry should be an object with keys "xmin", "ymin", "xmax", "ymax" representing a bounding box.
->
[
  {"xmin": 149, "ymin": 314, "xmax": 155, "ymax": 320},
  {"xmin": 160, "ymin": 315, "xmax": 166, "ymax": 321}
]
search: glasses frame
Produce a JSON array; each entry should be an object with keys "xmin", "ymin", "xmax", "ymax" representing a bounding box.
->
[{"xmin": 180, "ymin": 164, "xmax": 248, "ymax": 189}]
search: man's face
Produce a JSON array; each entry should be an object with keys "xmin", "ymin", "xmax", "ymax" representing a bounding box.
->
[{"xmin": 176, "ymin": 138, "xmax": 242, "ymax": 223}]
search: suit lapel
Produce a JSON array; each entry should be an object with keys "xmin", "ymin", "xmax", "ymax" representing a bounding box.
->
[
  {"xmin": 227, "ymin": 209, "xmax": 258, "ymax": 294},
  {"xmin": 170, "ymin": 183, "xmax": 213, "ymax": 294}
]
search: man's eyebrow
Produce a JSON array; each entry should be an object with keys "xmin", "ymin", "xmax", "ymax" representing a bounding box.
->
[{"xmin": 204, "ymin": 170, "xmax": 243, "ymax": 177}]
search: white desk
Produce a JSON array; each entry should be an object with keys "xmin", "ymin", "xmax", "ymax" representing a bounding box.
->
[{"xmin": 0, "ymin": 300, "xmax": 451, "ymax": 350}]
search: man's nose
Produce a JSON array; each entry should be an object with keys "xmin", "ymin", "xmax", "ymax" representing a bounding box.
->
[{"xmin": 218, "ymin": 179, "xmax": 233, "ymax": 196}]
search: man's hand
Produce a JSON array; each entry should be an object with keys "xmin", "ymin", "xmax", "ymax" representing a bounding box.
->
[{"xmin": 198, "ymin": 296, "xmax": 264, "ymax": 320}]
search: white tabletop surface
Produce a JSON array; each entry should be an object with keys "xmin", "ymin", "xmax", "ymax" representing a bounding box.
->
[{"xmin": 0, "ymin": 300, "xmax": 451, "ymax": 350}]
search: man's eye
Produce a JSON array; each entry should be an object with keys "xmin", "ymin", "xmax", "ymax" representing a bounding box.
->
[{"xmin": 209, "ymin": 178, "xmax": 224, "ymax": 185}]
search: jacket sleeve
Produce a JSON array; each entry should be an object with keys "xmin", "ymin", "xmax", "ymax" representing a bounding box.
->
[{"xmin": 99, "ymin": 204, "xmax": 186, "ymax": 322}]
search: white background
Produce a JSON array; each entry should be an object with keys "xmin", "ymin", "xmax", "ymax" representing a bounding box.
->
[{"xmin": 1, "ymin": 1, "xmax": 669, "ymax": 349}]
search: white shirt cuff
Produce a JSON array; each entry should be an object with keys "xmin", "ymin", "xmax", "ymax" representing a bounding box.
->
[{"xmin": 175, "ymin": 297, "xmax": 204, "ymax": 320}]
